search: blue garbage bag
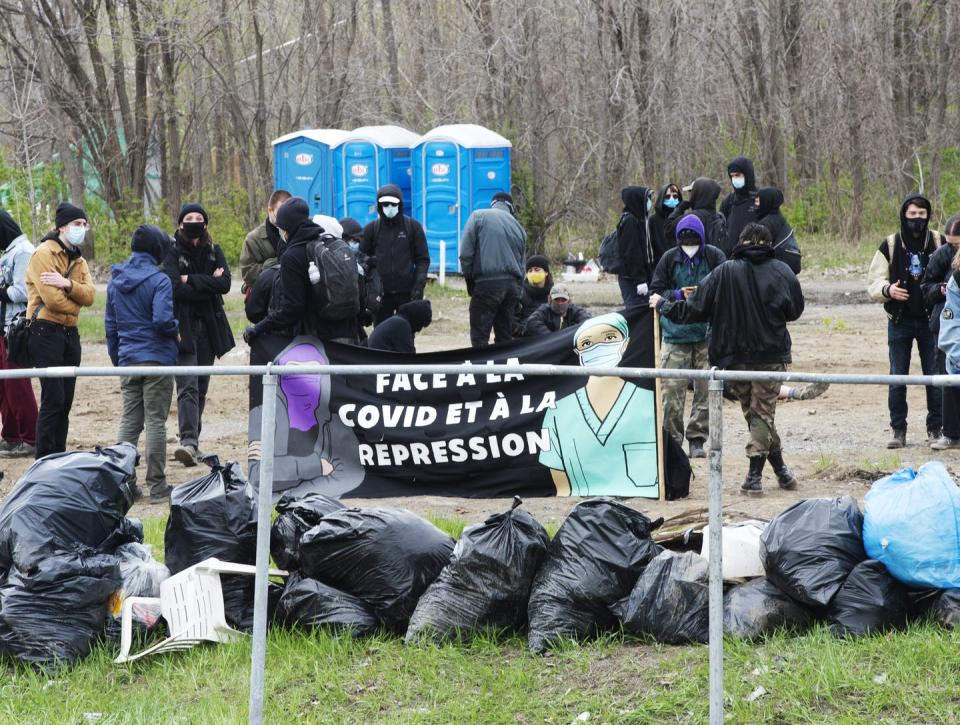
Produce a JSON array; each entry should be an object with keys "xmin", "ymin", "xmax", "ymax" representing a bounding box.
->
[{"xmin": 863, "ymin": 461, "xmax": 960, "ymax": 589}]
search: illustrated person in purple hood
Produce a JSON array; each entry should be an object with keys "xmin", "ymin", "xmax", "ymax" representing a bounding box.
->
[{"xmin": 248, "ymin": 338, "xmax": 363, "ymax": 499}]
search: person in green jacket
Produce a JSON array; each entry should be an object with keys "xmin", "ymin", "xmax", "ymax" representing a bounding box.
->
[{"xmin": 239, "ymin": 189, "xmax": 290, "ymax": 294}]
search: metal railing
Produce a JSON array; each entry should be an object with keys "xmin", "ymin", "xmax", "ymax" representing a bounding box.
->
[{"xmin": 2, "ymin": 361, "xmax": 955, "ymax": 725}]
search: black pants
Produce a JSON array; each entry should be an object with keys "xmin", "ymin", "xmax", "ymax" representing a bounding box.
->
[
  {"xmin": 375, "ymin": 292, "xmax": 411, "ymax": 326},
  {"xmin": 175, "ymin": 328, "xmax": 215, "ymax": 449},
  {"xmin": 936, "ymin": 349, "xmax": 960, "ymax": 439},
  {"xmin": 29, "ymin": 320, "xmax": 82, "ymax": 458},
  {"xmin": 470, "ymin": 280, "xmax": 519, "ymax": 348}
]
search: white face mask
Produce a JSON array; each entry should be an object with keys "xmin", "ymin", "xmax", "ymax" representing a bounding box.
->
[
  {"xmin": 65, "ymin": 225, "xmax": 87, "ymax": 245},
  {"xmin": 577, "ymin": 340, "xmax": 625, "ymax": 369},
  {"xmin": 382, "ymin": 204, "xmax": 399, "ymax": 219},
  {"xmin": 731, "ymin": 176, "xmax": 746, "ymax": 190},
  {"xmin": 646, "ymin": 198, "xmax": 654, "ymax": 213},
  {"xmin": 681, "ymin": 244, "xmax": 700, "ymax": 258}
]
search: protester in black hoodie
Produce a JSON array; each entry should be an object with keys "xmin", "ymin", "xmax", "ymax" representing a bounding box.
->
[
  {"xmin": 616, "ymin": 185, "xmax": 655, "ymax": 307},
  {"xmin": 366, "ymin": 299, "xmax": 433, "ymax": 353},
  {"xmin": 867, "ymin": 192, "xmax": 944, "ymax": 449},
  {"xmin": 667, "ymin": 177, "xmax": 727, "ymax": 250},
  {"xmin": 163, "ymin": 202, "xmax": 235, "ymax": 467},
  {"xmin": 360, "ymin": 184, "xmax": 429, "ymax": 325},
  {"xmin": 649, "ymin": 183, "xmax": 683, "ymax": 265},
  {"xmin": 755, "ymin": 187, "xmax": 802, "ymax": 273},
  {"xmin": 719, "ymin": 156, "xmax": 758, "ymax": 254}
]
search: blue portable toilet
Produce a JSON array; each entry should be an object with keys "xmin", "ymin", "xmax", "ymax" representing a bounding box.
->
[
  {"xmin": 333, "ymin": 125, "xmax": 421, "ymax": 226},
  {"xmin": 272, "ymin": 129, "xmax": 349, "ymax": 217},
  {"xmin": 411, "ymin": 124, "xmax": 512, "ymax": 274}
]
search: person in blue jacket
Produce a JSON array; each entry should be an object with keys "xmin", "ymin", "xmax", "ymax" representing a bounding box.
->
[
  {"xmin": 106, "ymin": 225, "xmax": 179, "ymax": 502},
  {"xmin": 939, "ymin": 251, "xmax": 960, "ymax": 376}
]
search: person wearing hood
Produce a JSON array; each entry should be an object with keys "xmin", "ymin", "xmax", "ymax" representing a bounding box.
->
[
  {"xmin": 25, "ymin": 202, "xmax": 96, "ymax": 458},
  {"xmin": 516, "ymin": 254, "xmax": 553, "ymax": 333},
  {"xmin": 366, "ymin": 299, "xmax": 433, "ymax": 353},
  {"xmin": 0, "ymin": 211, "xmax": 37, "ymax": 458},
  {"xmin": 360, "ymin": 184, "xmax": 429, "ymax": 325},
  {"xmin": 719, "ymin": 156, "xmax": 758, "ymax": 254},
  {"xmin": 106, "ymin": 225, "xmax": 179, "ymax": 502},
  {"xmin": 239, "ymin": 189, "xmax": 290, "ymax": 297},
  {"xmin": 649, "ymin": 213, "xmax": 726, "ymax": 458},
  {"xmin": 616, "ymin": 185, "xmax": 656, "ymax": 307},
  {"xmin": 651, "ymin": 222, "xmax": 804, "ymax": 496},
  {"xmin": 459, "ymin": 191, "xmax": 527, "ymax": 348},
  {"xmin": 162, "ymin": 202, "xmax": 235, "ymax": 467},
  {"xmin": 868, "ymin": 192, "xmax": 944, "ymax": 449},
  {"xmin": 523, "ymin": 283, "xmax": 590, "ymax": 336},
  {"xmin": 754, "ymin": 187, "xmax": 802, "ymax": 273},
  {"xmin": 649, "ymin": 183, "xmax": 683, "ymax": 264},
  {"xmin": 667, "ymin": 177, "xmax": 727, "ymax": 251}
]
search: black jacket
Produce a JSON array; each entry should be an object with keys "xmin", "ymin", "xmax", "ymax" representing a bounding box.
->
[
  {"xmin": 649, "ymin": 183, "xmax": 681, "ymax": 265},
  {"xmin": 250, "ymin": 220, "xmax": 357, "ymax": 341},
  {"xmin": 518, "ymin": 277, "xmax": 552, "ymax": 323},
  {"xmin": 244, "ymin": 265, "xmax": 279, "ymax": 324},
  {"xmin": 360, "ymin": 183, "xmax": 429, "ymax": 296},
  {"xmin": 163, "ymin": 232, "xmax": 235, "ymax": 358},
  {"xmin": 617, "ymin": 186, "xmax": 654, "ymax": 281},
  {"xmin": 921, "ymin": 242, "xmax": 957, "ymax": 334},
  {"xmin": 755, "ymin": 187, "xmax": 801, "ymax": 273},
  {"xmin": 666, "ymin": 178, "xmax": 726, "ymax": 250},
  {"xmin": 366, "ymin": 315, "xmax": 414, "ymax": 353},
  {"xmin": 719, "ymin": 156, "xmax": 757, "ymax": 253},
  {"xmin": 523, "ymin": 303, "xmax": 590, "ymax": 336},
  {"xmin": 658, "ymin": 243, "xmax": 804, "ymax": 368}
]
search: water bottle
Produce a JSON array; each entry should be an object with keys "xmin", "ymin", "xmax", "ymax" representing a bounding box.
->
[
  {"xmin": 909, "ymin": 253, "xmax": 922, "ymax": 279},
  {"xmin": 308, "ymin": 260, "xmax": 321, "ymax": 284}
]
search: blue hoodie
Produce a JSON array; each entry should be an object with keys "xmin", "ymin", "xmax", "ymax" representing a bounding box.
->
[{"xmin": 106, "ymin": 250, "xmax": 179, "ymax": 366}]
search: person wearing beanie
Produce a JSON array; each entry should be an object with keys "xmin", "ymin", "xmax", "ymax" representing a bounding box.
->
[
  {"xmin": 0, "ymin": 210, "xmax": 38, "ymax": 458},
  {"xmin": 459, "ymin": 192, "xmax": 527, "ymax": 348},
  {"xmin": 516, "ymin": 254, "xmax": 553, "ymax": 332},
  {"xmin": 649, "ymin": 213, "xmax": 726, "ymax": 459},
  {"xmin": 162, "ymin": 201, "xmax": 234, "ymax": 467},
  {"xmin": 239, "ymin": 189, "xmax": 291, "ymax": 295},
  {"xmin": 25, "ymin": 202, "xmax": 96, "ymax": 458},
  {"xmin": 366, "ymin": 299, "xmax": 433, "ymax": 354},
  {"xmin": 523, "ymin": 282, "xmax": 591, "ymax": 337},
  {"xmin": 106, "ymin": 225, "xmax": 179, "ymax": 501},
  {"xmin": 360, "ymin": 184, "xmax": 429, "ymax": 325},
  {"xmin": 652, "ymin": 222, "xmax": 804, "ymax": 496},
  {"xmin": 339, "ymin": 217, "xmax": 363, "ymax": 244}
]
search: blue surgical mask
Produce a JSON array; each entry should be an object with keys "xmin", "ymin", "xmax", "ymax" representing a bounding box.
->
[
  {"xmin": 382, "ymin": 204, "xmax": 399, "ymax": 219},
  {"xmin": 731, "ymin": 176, "xmax": 746, "ymax": 190},
  {"xmin": 663, "ymin": 197, "xmax": 680, "ymax": 209},
  {"xmin": 65, "ymin": 225, "xmax": 87, "ymax": 246},
  {"xmin": 577, "ymin": 341, "xmax": 625, "ymax": 369}
]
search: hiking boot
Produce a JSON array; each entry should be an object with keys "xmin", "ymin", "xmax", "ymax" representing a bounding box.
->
[
  {"xmin": 149, "ymin": 484, "xmax": 174, "ymax": 503},
  {"xmin": 740, "ymin": 456, "xmax": 765, "ymax": 496},
  {"xmin": 688, "ymin": 440, "xmax": 706, "ymax": 459},
  {"xmin": 795, "ymin": 382, "xmax": 830, "ymax": 401},
  {"xmin": 174, "ymin": 445, "xmax": 199, "ymax": 467},
  {"xmin": 931, "ymin": 436, "xmax": 960, "ymax": 450},
  {"xmin": 0, "ymin": 440, "xmax": 17, "ymax": 456},
  {"xmin": 768, "ymin": 450, "xmax": 798, "ymax": 490},
  {"xmin": 928, "ymin": 429, "xmax": 943, "ymax": 444},
  {"xmin": 0, "ymin": 441, "xmax": 34, "ymax": 458},
  {"xmin": 887, "ymin": 429, "xmax": 906, "ymax": 449}
]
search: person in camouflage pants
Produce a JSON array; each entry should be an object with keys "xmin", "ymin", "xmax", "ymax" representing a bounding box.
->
[
  {"xmin": 660, "ymin": 341, "xmax": 710, "ymax": 453},
  {"xmin": 728, "ymin": 362, "xmax": 784, "ymax": 457}
]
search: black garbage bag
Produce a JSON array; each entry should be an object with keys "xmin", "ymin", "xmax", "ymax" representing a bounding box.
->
[
  {"xmin": 906, "ymin": 587, "xmax": 943, "ymax": 621},
  {"xmin": 0, "ymin": 551, "xmax": 121, "ymax": 670},
  {"xmin": 827, "ymin": 560, "xmax": 909, "ymax": 637},
  {"xmin": 406, "ymin": 497, "xmax": 549, "ymax": 643},
  {"xmin": 299, "ymin": 508, "xmax": 454, "ymax": 632},
  {"xmin": 760, "ymin": 496, "xmax": 866, "ymax": 608},
  {"xmin": 526, "ymin": 499, "xmax": 663, "ymax": 653},
  {"xmin": 0, "ymin": 444, "xmax": 138, "ymax": 570},
  {"xmin": 930, "ymin": 589, "xmax": 960, "ymax": 628},
  {"xmin": 276, "ymin": 571, "xmax": 378, "ymax": 637},
  {"xmin": 723, "ymin": 577, "xmax": 814, "ymax": 639},
  {"xmin": 614, "ymin": 550, "xmax": 709, "ymax": 645},
  {"xmin": 164, "ymin": 460, "xmax": 257, "ymax": 630},
  {"xmin": 270, "ymin": 492, "xmax": 345, "ymax": 571}
]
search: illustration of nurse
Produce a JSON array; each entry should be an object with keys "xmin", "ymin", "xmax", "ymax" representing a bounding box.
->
[{"xmin": 538, "ymin": 312, "xmax": 658, "ymax": 497}]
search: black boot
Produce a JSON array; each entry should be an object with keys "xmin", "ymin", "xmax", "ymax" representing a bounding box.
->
[
  {"xmin": 740, "ymin": 456, "xmax": 765, "ymax": 496},
  {"xmin": 768, "ymin": 450, "xmax": 798, "ymax": 490}
]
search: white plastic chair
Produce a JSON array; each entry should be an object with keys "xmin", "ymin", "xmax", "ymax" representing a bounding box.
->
[{"xmin": 114, "ymin": 557, "xmax": 287, "ymax": 664}]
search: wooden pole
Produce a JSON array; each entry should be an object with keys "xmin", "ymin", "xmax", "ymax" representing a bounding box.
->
[{"xmin": 654, "ymin": 308, "xmax": 666, "ymax": 502}]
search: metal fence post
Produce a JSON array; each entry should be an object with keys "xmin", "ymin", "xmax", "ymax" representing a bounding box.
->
[
  {"xmin": 249, "ymin": 369, "xmax": 278, "ymax": 725},
  {"xmin": 708, "ymin": 374, "xmax": 724, "ymax": 725}
]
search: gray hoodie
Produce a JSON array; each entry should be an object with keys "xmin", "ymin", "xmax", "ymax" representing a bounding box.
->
[{"xmin": 459, "ymin": 200, "xmax": 527, "ymax": 283}]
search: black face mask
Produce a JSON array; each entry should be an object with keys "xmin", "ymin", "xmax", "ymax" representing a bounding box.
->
[
  {"xmin": 905, "ymin": 218, "xmax": 928, "ymax": 239},
  {"xmin": 181, "ymin": 222, "xmax": 206, "ymax": 240}
]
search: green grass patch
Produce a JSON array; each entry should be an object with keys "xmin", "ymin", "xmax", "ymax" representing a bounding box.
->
[{"xmin": 799, "ymin": 232, "xmax": 877, "ymax": 272}]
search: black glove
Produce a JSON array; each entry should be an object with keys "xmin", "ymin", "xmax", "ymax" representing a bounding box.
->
[
  {"xmin": 0, "ymin": 285, "xmax": 10, "ymax": 303},
  {"xmin": 243, "ymin": 325, "xmax": 258, "ymax": 345},
  {"xmin": 410, "ymin": 287, "xmax": 424, "ymax": 301}
]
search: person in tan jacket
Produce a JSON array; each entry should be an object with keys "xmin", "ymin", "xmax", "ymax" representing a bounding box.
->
[{"xmin": 25, "ymin": 202, "xmax": 96, "ymax": 458}]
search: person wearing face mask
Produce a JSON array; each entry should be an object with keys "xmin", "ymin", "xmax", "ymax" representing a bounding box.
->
[
  {"xmin": 516, "ymin": 255, "xmax": 553, "ymax": 332},
  {"xmin": 360, "ymin": 184, "xmax": 429, "ymax": 325},
  {"xmin": 340, "ymin": 215, "xmax": 382, "ymax": 341},
  {"xmin": 616, "ymin": 185, "xmax": 657, "ymax": 307},
  {"xmin": 25, "ymin": 202, "xmax": 96, "ymax": 458},
  {"xmin": 719, "ymin": 156, "xmax": 758, "ymax": 255},
  {"xmin": 922, "ymin": 214, "xmax": 960, "ymax": 450},
  {"xmin": 868, "ymin": 192, "xmax": 944, "ymax": 449},
  {"xmin": 649, "ymin": 183, "xmax": 683, "ymax": 265},
  {"xmin": 666, "ymin": 178, "xmax": 727, "ymax": 250},
  {"xmin": 649, "ymin": 214, "xmax": 726, "ymax": 458},
  {"xmin": 239, "ymin": 189, "xmax": 291, "ymax": 297},
  {"xmin": 538, "ymin": 313, "xmax": 658, "ymax": 497},
  {"xmin": 366, "ymin": 299, "xmax": 433, "ymax": 353},
  {"xmin": 651, "ymin": 222, "xmax": 804, "ymax": 496},
  {"xmin": 163, "ymin": 202, "xmax": 235, "ymax": 467},
  {"xmin": 523, "ymin": 283, "xmax": 590, "ymax": 336}
]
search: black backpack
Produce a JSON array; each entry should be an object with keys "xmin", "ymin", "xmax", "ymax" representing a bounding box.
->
[
  {"xmin": 306, "ymin": 234, "xmax": 361, "ymax": 321},
  {"xmin": 355, "ymin": 250, "xmax": 383, "ymax": 325},
  {"xmin": 598, "ymin": 212, "xmax": 632, "ymax": 274}
]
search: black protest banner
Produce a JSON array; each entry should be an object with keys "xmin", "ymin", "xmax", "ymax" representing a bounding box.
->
[{"xmin": 248, "ymin": 306, "xmax": 662, "ymax": 499}]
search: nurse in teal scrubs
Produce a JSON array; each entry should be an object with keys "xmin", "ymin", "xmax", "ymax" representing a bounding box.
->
[{"xmin": 538, "ymin": 313, "xmax": 658, "ymax": 497}]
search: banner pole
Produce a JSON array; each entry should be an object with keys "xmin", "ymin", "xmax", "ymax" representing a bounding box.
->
[
  {"xmin": 707, "ymin": 371, "xmax": 725, "ymax": 725},
  {"xmin": 653, "ymin": 309, "xmax": 666, "ymax": 502},
  {"xmin": 249, "ymin": 369, "xmax": 278, "ymax": 725}
]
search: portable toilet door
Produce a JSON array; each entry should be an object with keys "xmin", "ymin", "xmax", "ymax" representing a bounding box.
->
[
  {"xmin": 272, "ymin": 129, "xmax": 349, "ymax": 217},
  {"xmin": 413, "ymin": 124, "xmax": 512, "ymax": 274}
]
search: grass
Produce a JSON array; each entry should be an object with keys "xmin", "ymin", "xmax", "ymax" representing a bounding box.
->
[{"xmin": 800, "ymin": 232, "xmax": 877, "ymax": 272}]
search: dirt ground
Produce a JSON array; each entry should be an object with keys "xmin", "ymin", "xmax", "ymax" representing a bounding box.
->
[{"xmin": 0, "ymin": 270, "xmax": 955, "ymax": 529}]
